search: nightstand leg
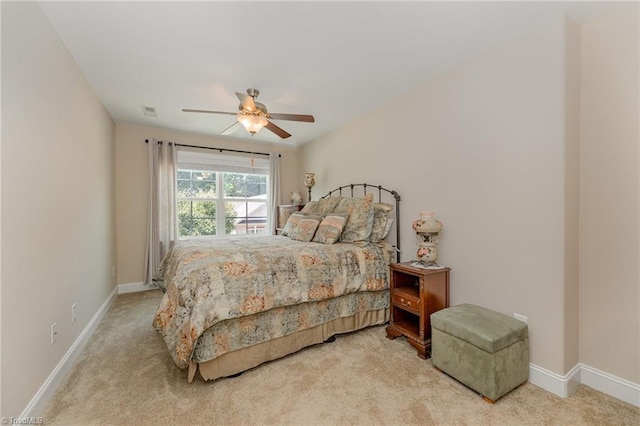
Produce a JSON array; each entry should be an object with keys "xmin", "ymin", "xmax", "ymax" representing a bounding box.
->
[
  {"xmin": 385, "ymin": 324, "xmax": 402, "ymax": 340},
  {"xmin": 407, "ymin": 339, "xmax": 430, "ymax": 359}
]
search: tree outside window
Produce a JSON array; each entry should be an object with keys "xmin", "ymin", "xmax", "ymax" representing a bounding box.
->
[{"xmin": 177, "ymin": 169, "xmax": 268, "ymax": 237}]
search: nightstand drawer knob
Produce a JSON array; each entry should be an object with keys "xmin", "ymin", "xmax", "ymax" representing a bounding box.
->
[{"xmin": 398, "ymin": 297, "xmax": 413, "ymax": 307}]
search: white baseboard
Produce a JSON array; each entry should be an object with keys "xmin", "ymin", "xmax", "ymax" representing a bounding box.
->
[
  {"xmin": 529, "ymin": 363, "xmax": 575, "ymax": 398},
  {"xmin": 117, "ymin": 281, "xmax": 158, "ymax": 294},
  {"xmin": 19, "ymin": 286, "xmax": 118, "ymax": 419},
  {"xmin": 579, "ymin": 363, "xmax": 640, "ymax": 407},
  {"xmin": 529, "ymin": 362, "xmax": 639, "ymax": 407},
  {"xmin": 528, "ymin": 362, "xmax": 582, "ymax": 398}
]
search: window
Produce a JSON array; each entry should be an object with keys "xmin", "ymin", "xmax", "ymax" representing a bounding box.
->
[{"xmin": 177, "ymin": 149, "xmax": 271, "ymax": 238}]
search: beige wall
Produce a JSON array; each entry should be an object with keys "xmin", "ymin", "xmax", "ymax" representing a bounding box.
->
[
  {"xmin": 301, "ymin": 15, "xmax": 569, "ymax": 373},
  {"xmin": 1, "ymin": 2, "xmax": 116, "ymax": 418},
  {"xmin": 300, "ymin": 6, "xmax": 640, "ymax": 385},
  {"xmin": 579, "ymin": 5, "xmax": 639, "ymax": 383},
  {"xmin": 115, "ymin": 123, "xmax": 300, "ymax": 285}
]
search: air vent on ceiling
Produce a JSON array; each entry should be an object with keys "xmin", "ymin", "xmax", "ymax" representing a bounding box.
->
[{"xmin": 142, "ymin": 106, "xmax": 157, "ymax": 117}]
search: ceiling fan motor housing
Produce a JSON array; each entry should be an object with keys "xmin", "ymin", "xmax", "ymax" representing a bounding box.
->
[
  {"xmin": 239, "ymin": 101, "xmax": 268, "ymax": 115},
  {"xmin": 240, "ymin": 88, "xmax": 267, "ymax": 114}
]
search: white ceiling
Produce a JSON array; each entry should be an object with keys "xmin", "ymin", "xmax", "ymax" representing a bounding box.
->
[{"xmin": 38, "ymin": 1, "xmax": 620, "ymax": 146}]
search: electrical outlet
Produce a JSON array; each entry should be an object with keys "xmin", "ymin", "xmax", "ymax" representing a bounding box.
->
[
  {"xmin": 71, "ymin": 303, "xmax": 77, "ymax": 322},
  {"xmin": 51, "ymin": 322, "xmax": 58, "ymax": 344},
  {"xmin": 513, "ymin": 313, "xmax": 528, "ymax": 324}
]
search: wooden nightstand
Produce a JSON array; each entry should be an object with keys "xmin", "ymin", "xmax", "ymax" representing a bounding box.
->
[{"xmin": 385, "ymin": 262, "xmax": 450, "ymax": 359}]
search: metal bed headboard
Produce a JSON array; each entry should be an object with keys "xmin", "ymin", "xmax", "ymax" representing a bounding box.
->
[{"xmin": 320, "ymin": 183, "xmax": 401, "ymax": 263}]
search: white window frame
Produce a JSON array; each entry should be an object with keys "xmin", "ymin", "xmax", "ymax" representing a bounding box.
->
[{"xmin": 176, "ymin": 148, "xmax": 272, "ymax": 238}]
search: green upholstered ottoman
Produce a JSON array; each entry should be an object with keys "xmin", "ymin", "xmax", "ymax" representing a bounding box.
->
[{"xmin": 430, "ymin": 304, "xmax": 529, "ymax": 402}]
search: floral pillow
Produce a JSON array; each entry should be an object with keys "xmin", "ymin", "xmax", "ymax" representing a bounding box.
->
[
  {"xmin": 282, "ymin": 213, "xmax": 305, "ymax": 237},
  {"xmin": 302, "ymin": 197, "xmax": 342, "ymax": 215},
  {"xmin": 300, "ymin": 201, "xmax": 321, "ymax": 215},
  {"xmin": 318, "ymin": 197, "xmax": 342, "ymax": 214},
  {"xmin": 290, "ymin": 217, "xmax": 321, "ymax": 242},
  {"xmin": 312, "ymin": 213, "xmax": 348, "ymax": 244},
  {"xmin": 369, "ymin": 202, "xmax": 394, "ymax": 242},
  {"xmin": 381, "ymin": 218, "xmax": 394, "ymax": 240},
  {"xmin": 334, "ymin": 194, "xmax": 375, "ymax": 243},
  {"xmin": 282, "ymin": 213, "xmax": 323, "ymax": 237}
]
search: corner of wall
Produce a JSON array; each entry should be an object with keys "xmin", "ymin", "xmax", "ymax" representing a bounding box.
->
[
  {"xmin": 562, "ymin": 14, "xmax": 581, "ymax": 374},
  {"xmin": 578, "ymin": 2, "xmax": 640, "ymax": 386},
  {"xmin": 529, "ymin": 361, "xmax": 639, "ymax": 407}
]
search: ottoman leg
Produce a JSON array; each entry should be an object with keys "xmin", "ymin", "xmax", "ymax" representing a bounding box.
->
[{"xmin": 482, "ymin": 396, "xmax": 496, "ymax": 404}]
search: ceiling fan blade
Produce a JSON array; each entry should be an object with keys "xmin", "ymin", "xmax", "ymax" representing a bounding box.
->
[
  {"xmin": 182, "ymin": 108, "xmax": 237, "ymax": 116},
  {"xmin": 235, "ymin": 92, "xmax": 256, "ymax": 112},
  {"xmin": 221, "ymin": 120, "xmax": 241, "ymax": 135},
  {"xmin": 265, "ymin": 120, "xmax": 292, "ymax": 139},
  {"xmin": 268, "ymin": 113, "xmax": 315, "ymax": 123}
]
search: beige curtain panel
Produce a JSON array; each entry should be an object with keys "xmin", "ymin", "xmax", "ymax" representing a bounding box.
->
[{"xmin": 144, "ymin": 139, "xmax": 178, "ymax": 285}]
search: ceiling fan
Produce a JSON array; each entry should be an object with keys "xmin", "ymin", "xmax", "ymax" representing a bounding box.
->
[{"xmin": 182, "ymin": 88, "xmax": 315, "ymax": 139}]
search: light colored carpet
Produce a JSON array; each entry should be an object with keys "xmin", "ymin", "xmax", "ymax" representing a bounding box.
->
[{"xmin": 42, "ymin": 291, "xmax": 639, "ymax": 425}]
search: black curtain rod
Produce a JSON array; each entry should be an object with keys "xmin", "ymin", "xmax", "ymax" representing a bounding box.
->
[{"xmin": 144, "ymin": 139, "xmax": 280, "ymax": 158}]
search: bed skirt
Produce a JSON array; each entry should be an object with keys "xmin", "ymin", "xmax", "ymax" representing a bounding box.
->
[{"xmin": 189, "ymin": 307, "xmax": 389, "ymax": 382}]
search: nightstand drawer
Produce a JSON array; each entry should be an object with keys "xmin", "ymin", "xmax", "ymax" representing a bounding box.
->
[{"xmin": 392, "ymin": 287, "xmax": 420, "ymax": 314}]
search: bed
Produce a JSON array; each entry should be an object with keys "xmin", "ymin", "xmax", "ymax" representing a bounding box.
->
[{"xmin": 153, "ymin": 183, "xmax": 401, "ymax": 382}]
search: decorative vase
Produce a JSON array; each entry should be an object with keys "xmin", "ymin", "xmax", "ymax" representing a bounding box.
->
[{"xmin": 290, "ymin": 191, "xmax": 303, "ymax": 205}]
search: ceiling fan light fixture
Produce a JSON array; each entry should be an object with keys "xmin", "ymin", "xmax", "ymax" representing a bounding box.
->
[{"xmin": 238, "ymin": 114, "xmax": 268, "ymax": 135}]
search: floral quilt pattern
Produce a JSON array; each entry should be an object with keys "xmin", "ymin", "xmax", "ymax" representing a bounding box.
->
[
  {"xmin": 153, "ymin": 235, "xmax": 392, "ymax": 369},
  {"xmin": 193, "ymin": 290, "xmax": 389, "ymax": 363}
]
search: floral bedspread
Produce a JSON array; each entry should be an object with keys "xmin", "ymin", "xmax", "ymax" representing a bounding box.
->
[
  {"xmin": 193, "ymin": 290, "xmax": 389, "ymax": 363},
  {"xmin": 153, "ymin": 235, "xmax": 392, "ymax": 369}
]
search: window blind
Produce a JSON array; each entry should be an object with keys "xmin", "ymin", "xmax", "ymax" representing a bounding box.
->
[{"xmin": 177, "ymin": 148, "xmax": 270, "ymax": 174}]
